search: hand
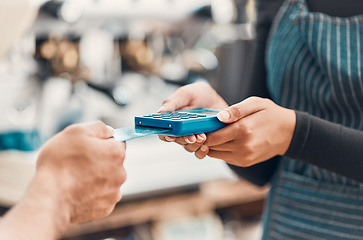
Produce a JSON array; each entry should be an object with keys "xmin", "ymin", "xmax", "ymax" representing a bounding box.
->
[
  {"xmin": 158, "ymin": 81, "xmax": 228, "ymax": 148},
  {"xmin": 196, "ymin": 97, "xmax": 296, "ymax": 167},
  {"xmin": 35, "ymin": 121, "xmax": 127, "ymax": 224},
  {"xmin": 158, "ymin": 81, "xmax": 228, "ymax": 112},
  {"xmin": 0, "ymin": 121, "xmax": 126, "ymax": 240}
]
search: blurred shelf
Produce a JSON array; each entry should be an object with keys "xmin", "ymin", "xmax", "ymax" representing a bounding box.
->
[{"xmin": 62, "ymin": 179, "xmax": 268, "ymax": 239}]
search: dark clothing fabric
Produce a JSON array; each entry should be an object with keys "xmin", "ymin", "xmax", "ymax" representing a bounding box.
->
[
  {"xmin": 306, "ymin": 0, "xmax": 363, "ymax": 18},
  {"xmin": 227, "ymin": 0, "xmax": 284, "ymax": 186},
  {"xmin": 262, "ymin": 0, "xmax": 363, "ymax": 238},
  {"xmin": 230, "ymin": 0, "xmax": 363, "ymax": 185},
  {"xmin": 286, "ymin": 111, "xmax": 363, "ymax": 183}
]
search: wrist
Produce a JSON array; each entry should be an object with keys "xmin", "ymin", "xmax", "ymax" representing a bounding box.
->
[
  {"xmin": 0, "ymin": 170, "xmax": 72, "ymax": 240},
  {"xmin": 25, "ymin": 170, "xmax": 71, "ymax": 236},
  {"xmin": 279, "ymin": 109, "xmax": 297, "ymax": 156}
]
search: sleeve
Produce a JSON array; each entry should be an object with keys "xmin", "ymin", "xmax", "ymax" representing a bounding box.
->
[
  {"xmin": 285, "ymin": 111, "xmax": 363, "ymax": 183},
  {"xmin": 227, "ymin": 0, "xmax": 284, "ymax": 186}
]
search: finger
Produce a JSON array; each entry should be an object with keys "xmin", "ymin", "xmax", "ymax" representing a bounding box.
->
[
  {"xmin": 184, "ymin": 135, "xmax": 197, "ymax": 144},
  {"xmin": 204, "ymin": 124, "xmax": 239, "ymax": 147},
  {"xmin": 184, "ymin": 143, "xmax": 203, "ymax": 153},
  {"xmin": 159, "ymin": 135, "xmax": 188, "ymax": 145},
  {"xmin": 184, "ymin": 134, "xmax": 206, "ymax": 152},
  {"xmin": 217, "ymin": 97, "xmax": 269, "ymax": 123},
  {"xmin": 158, "ymin": 135, "xmax": 176, "ymax": 142},
  {"xmin": 208, "ymin": 141, "xmax": 235, "ymax": 152},
  {"xmin": 108, "ymin": 141, "xmax": 127, "ymax": 165},
  {"xmin": 85, "ymin": 121, "xmax": 114, "ymax": 139},
  {"xmin": 157, "ymin": 86, "xmax": 193, "ymax": 112},
  {"xmin": 196, "ymin": 133, "xmax": 206, "ymax": 144},
  {"xmin": 207, "ymin": 149, "xmax": 233, "ymax": 161},
  {"xmin": 195, "ymin": 145, "xmax": 209, "ymax": 159},
  {"xmin": 117, "ymin": 166, "xmax": 127, "ymax": 188},
  {"xmin": 174, "ymin": 137, "xmax": 188, "ymax": 145}
]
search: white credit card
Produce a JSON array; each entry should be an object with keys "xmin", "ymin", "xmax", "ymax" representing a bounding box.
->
[{"xmin": 113, "ymin": 126, "xmax": 172, "ymax": 142}]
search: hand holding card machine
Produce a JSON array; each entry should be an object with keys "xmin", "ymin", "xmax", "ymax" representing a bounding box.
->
[{"xmin": 135, "ymin": 109, "xmax": 228, "ymax": 136}]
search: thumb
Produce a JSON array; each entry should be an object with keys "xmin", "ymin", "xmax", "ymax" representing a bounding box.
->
[
  {"xmin": 158, "ymin": 87, "xmax": 192, "ymax": 113},
  {"xmin": 85, "ymin": 121, "xmax": 114, "ymax": 139},
  {"xmin": 217, "ymin": 97, "xmax": 268, "ymax": 123}
]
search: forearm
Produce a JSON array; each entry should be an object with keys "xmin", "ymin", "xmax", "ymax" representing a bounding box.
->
[
  {"xmin": 285, "ymin": 111, "xmax": 363, "ymax": 182},
  {"xmin": 0, "ymin": 172, "xmax": 69, "ymax": 240}
]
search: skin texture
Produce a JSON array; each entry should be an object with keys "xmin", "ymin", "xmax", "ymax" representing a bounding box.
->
[
  {"xmin": 158, "ymin": 81, "xmax": 228, "ymax": 144},
  {"xmin": 159, "ymin": 82, "xmax": 296, "ymax": 167},
  {"xmin": 0, "ymin": 121, "xmax": 127, "ymax": 240}
]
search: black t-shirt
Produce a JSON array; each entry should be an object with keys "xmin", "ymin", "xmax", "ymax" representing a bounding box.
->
[{"xmin": 229, "ymin": 0, "xmax": 363, "ymax": 185}]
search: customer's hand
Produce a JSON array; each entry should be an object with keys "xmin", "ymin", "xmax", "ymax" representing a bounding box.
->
[
  {"xmin": 158, "ymin": 81, "xmax": 228, "ymax": 148},
  {"xmin": 35, "ymin": 121, "xmax": 127, "ymax": 224},
  {"xmin": 196, "ymin": 97, "xmax": 296, "ymax": 166},
  {"xmin": 0, "ymin": 121, "xmax": 127, "ymax": 240}
]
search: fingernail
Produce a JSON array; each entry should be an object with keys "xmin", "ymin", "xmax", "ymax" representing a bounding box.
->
[
  {"xmin": 200, "ymin": 145, "xmax": 208, "ymax": 152},
  {"xmin": 217, "ymin": 110, "xmax": 230, "ymax": 121},
  {"xmin": 196, "ymin": 134, "xmax": 205, "ymax": 143},
  {"xmin": 106, "ymin": 125, "xmax": 114, "ymax": 134},
  {"xmin": 165, "ymin": 136, "xmax": 176, "ymax": 142},
  {"xmin": 157, "ymin": 105, "xmax": 166, "ymax": 113},
  {"xmin": 185, "ymin": 136, "xmax": 196, "ymax": 144}
]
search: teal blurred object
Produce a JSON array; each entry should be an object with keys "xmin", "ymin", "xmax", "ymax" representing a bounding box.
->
[{"xmin": 0, "ymin": 130, "xmax": 43, "ymax": 152}]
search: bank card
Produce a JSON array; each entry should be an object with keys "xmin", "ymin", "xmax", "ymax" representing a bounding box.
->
[{"xmin": 113, "ymin": 126, "xmax": 172, "ymax": 142}]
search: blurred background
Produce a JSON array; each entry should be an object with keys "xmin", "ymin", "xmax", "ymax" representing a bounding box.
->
[{"xmin": 0, "ymin": 0, "xmax": 268, "ymax": 239}]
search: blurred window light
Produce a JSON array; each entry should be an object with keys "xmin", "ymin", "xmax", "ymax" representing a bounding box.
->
[
  {"xmin": 211, "ymin": 0, "xmax": 236, "ymax": 24},
  {"xmin": 84, "ymin": 0, "xmax": 211, "ymax": 21},
  {"xmin": 59, "ymin": 1, "xmax": 83, "ymax": 23}
]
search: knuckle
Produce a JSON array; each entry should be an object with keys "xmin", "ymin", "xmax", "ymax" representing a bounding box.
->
[
  {"xmin": 110, "ymin": 191, "xmax": 122, "ymax": 204},
  {"xmin": 179, "ymin": 84, "xmax": 189, "ymax": 93},
  {"xmin": 248, "ymin": 96, "xmax": 261, "ymax": 103},
  {"xmin": 184, "ymin": 145, "xmax": 194, "ymax": 153},
  {"xmin": 204, "ymin": 134, "xmax": 214, "ymax": 145},
  {"xmin": 250, "ymin": 96, "xmax": 273, "ymax": 108},
  {"xmin": 109, "ymin": 167, "xmax": 127, "ymax": 188},
  {"xmin": 95, "ymin": 120, "xmax": 108, "ymax": 133},
  {"xmin": 116, "ymin": 191, "xmax": 123, "ymax": 202},
  {"xmin": 262, "ymin": 97, "xmax": 273, "ymax": 104},
  {"xmin": 239, "ymin": 147, "xmax": 255, "ymax": 167},
  {"xmin": 179, "ymin": 86, "xmax": 192, "ymax": 98},
  {"xmin": 162, "ymin": 98, "xmax": 171, "ymax": 106},
  {"xmin": 197, "ymin": 80, "xmax": 210, "ymax": 89},
  {"xmin": 100, "ymin": 207, "xmax": 115, "ymax": 218},
  {"xmin": 94, "ymin": 120, "xmax": 105, "ymax": 127},
  {"xmin": 195, "ymin": 148, "xmax": 208, "ymax": 159},
  {"xmin": 175, "ymin": 137, "xmax": 187, "ymax": 145},
  {"xmin": 64, "ymin": 124, "xmax": 83, "ymax": 135},
  {"xmin": 118, "ymin": 146, "xmax": 126, "ymax": 160},
  {"xmin": 184, "ymin": 144, "xmax": 199, "ymax": 153},
  {"xmin": 240, "ymin": 159, "xmax": 254, "ymax": 167},
  {"xmin": 118, "ymin": 168, "xmax": 127, "ymax": 186},
  {"xmin": 230, "ymin": 106, "xmax": 243, "ymax": 119},
  {"xmin": 109, "ymin": 144, "xmax": 124, "ymax": 160},
  {"xmin": 244, "ymin": 143, "xmax": 255, "ymax": 155},
  {"xmin": 249, "ymin": 96, "xmax": 259, "ymax": 101},
  {"xmin": 115, "ymin": 179, "xmax": 125, "ymax": 189},
  {"xmin": 237, "ymin": 122, "xmax": 252, "ymax": 136}
]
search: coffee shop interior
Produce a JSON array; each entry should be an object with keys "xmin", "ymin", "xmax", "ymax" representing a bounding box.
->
[{"xmin": 0, "ymin": 0, "xmax": 268, "ymax": 239}]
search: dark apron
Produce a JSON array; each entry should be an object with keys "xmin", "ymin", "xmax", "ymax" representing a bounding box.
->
[{"xmin": 263, "ymin": 0, "xmax": 363, "ymax": 239}]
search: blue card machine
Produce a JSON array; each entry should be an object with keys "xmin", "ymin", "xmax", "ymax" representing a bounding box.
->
[{"xmin": 135, "ymin": 108, "xmax": 228, "ymax": 137}]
